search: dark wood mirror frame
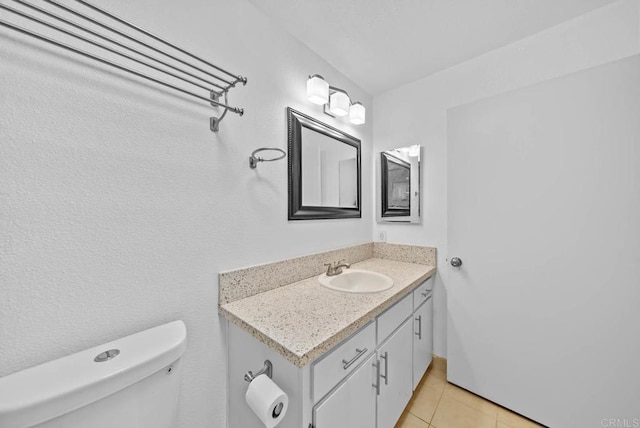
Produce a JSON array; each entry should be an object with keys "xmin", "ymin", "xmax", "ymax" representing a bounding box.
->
[
  {"xmin": 381, "ymin": 152, "xmax": 411, "ymax": 218},
  {"xmin": 287, "ymin": 108, "xmax": 361, "ymax": 220}
]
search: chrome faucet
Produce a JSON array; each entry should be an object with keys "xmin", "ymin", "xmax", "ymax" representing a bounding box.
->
[{"xmin": 324, "ymin": 259, "xmax": 351, "ymax": 276}]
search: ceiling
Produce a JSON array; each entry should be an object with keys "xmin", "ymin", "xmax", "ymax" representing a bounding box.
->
[{"xmin": 248, "ymin": 0, "xmax": 617, "ymax": 95}]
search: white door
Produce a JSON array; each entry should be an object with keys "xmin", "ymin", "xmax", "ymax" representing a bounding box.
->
[
  {"xmin": 313, "ymin": 354, "xmax": 376, "ymax": 428},
  {"xmin": 376, "ymin": 318, "xmax": 413, "ymax": 428},
  {"xmin": 412, "ymin": 296, "xmax": 433, "ymax": 390},
  {"xmin": 447, "ymin": 55, "xmax": 640, "ymax": 427}
]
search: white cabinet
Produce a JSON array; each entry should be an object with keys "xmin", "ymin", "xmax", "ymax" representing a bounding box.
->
[
  {"xmin": 413, "ymin": 277, "xmax": 433, "ymax": 310},
  {"xmin": 312, "ymin": 322, "xmax": 376, "ymax": 402},
  {"xmin": 313, "ymin": 354, "xmax": 377, "ymax": 428},
  {"xmin": 377, "ymin": 293, "xmax": 412, "ymax": 343},
  {"xmin": 412, "ymin": 295, "xmax": 433, "ymax": 389},
  {"xmin": 227, "ymin": 277, "xmax": 435, "ymax": 428},
  {"xmin": 376, "ymin": 318, "xmax": 414, "ymax": 428}
]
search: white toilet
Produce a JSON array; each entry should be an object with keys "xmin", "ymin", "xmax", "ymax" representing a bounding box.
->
[{"xmin": 0, "ymin": 320, "xmax": 187, "ymax": 428}]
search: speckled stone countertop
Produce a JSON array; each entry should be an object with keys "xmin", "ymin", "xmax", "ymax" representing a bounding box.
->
[{"xmin": 219, "ymin": 258, "xmax": 435, "ymax": 367}]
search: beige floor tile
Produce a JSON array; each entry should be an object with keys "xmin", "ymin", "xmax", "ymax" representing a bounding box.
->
[
  {"xmin": 442, "ymin": 384, "xmax": 498, "ymax": 417},
  {"xmin": 422, "ymin": 377, "xmax": 446, "ymax": 393},
  {"xmin": 431, "ymin": 396, "xmax": 496, "ymax": 428},
  {"xmin": 431, "ymin": 356, "xmax": 447, "ymax": 374},
  {"xmin": 497, "ymin": 407, "xmax": 544, "ymax": 428},
  {"xmin": 498, "ymin": 422, "xmax": 539, "ymax": 428},
  {"xmin": 396, "ymin": 411, "xmax": 430, "ymax": 428},
  {"xmin": 429, "ymin": 366, "xmax": 447, "ymax": 380},
  {"xmin": 416, "ymin": 368, "xmax": 447, "ymax": 390},
  {"xmin": 421, "ymin": 367, "xmax": 447, "ymax": 389},
  {"xmin": 405, "ymin": 384, "xmax": 443, "ymax": 423}
]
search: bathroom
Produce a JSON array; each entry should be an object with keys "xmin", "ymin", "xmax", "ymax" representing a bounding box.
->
[{"xmin": 1, "ymin": 0, "xmax": 639, "ymax": 427}]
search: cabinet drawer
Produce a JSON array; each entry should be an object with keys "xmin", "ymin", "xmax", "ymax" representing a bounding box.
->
[
  {"xmin": 312, "ymin": 321, "xmax": 376, "ymax": 403},
  {"xmin": 313, "ymin": 354, "xmax": 377, "ymax": 428},
  {"xmin": 413, "ymin": 276, "xmax": 434, "ymax": 311},
  {"xmin": 377, "ymin": 293, "xmax": 412, "ymax": 344}
]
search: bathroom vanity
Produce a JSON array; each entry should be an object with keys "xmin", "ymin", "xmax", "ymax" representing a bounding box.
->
[
  {"xmin": 220, "ymin": 250, "xmax": 435, "ymax": 428},
  {"xmin": 312, "ymin": 278, "xmax": 433, "ymax": 428}
]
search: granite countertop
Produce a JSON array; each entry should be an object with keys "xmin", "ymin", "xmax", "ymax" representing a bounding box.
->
[{"xmin": 219, "ymin": 258, "xmax": 436, "ymax": 367}]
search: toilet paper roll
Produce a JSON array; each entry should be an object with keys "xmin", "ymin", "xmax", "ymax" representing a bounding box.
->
[{"xmin": 245, "ymin": 374, "xmax": 289, "ymax": 428}]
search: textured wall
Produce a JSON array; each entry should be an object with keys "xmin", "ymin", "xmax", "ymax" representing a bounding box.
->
[
  {"xmin": 373, "ymin": 0, "xmax": 640, "ymax": 358},
  {"xmin": 0, "ymin": 1, "xmax": 372, "ymax": 427}
]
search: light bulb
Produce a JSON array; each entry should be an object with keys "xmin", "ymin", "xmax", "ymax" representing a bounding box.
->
[
  {"xmin": 349, "ymin": 102, "xmax": 365, "ymax": 125},
  {"xmin": 329, "ymin": 90, "xmax": 350, "ymax": 117},
  {"xmin": 306, "ymin": 75, "xmax": 329, "ymax": 105}
]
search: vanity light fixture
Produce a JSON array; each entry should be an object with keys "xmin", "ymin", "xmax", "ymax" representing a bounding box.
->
[
  {"xmin": 306, "ymin": 75, "xmax": 366, "ymax": 125},
  {"xmin": 398, "ymin": 144, "xmax": 421, "ymax": 157},
  {"xmin": 307, "ymin": 74, "xmax": 329, "ymax": 105},
  {"xmin": 329, "ymin": 90, "xmax": 350, "ymax": 117},
  {"xmin": 349, "ymin": 102, "xmax": 366, "ymax": 125}
]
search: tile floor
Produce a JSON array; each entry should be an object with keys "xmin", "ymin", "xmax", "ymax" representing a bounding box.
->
[{"xmin": 396, "ymin": 357, "xmax": 545, "ymax": 428}]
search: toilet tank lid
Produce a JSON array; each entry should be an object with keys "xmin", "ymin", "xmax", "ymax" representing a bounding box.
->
[{"xmin": 0, "ymin": 320, "xmax": 187, "ymax": 428}]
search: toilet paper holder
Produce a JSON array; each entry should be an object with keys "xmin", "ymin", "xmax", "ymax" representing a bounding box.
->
[{"xmin": 244, "ymin": 360, "xmax": 273, "ymax": 383}]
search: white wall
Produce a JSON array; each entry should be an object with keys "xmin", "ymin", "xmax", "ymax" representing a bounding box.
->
[
  {"xmin": 0, "ymin": 1, "xmax": 372, "ymax": 427},
  {"xmin": 373, "ymin": 0, "xmax": 640, "ymax": 357}
]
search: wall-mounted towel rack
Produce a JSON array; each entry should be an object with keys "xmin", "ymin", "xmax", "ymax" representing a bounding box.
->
[
  {"xmin": 249, "ymin": 147, "xmax": 286, "ymax": 169},
  {"xmin": 0, "ymin": 0, "xmax": 247, "ymax": 132}
]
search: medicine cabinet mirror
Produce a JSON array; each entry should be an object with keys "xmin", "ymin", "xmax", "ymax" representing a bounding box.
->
[
  {"xmin": 377, "ymin": 145, "xmax": 421, "ymax": 223},
  {"xmin": 287, "ymin": 108, "xmax": 361, "ymax": 220}
]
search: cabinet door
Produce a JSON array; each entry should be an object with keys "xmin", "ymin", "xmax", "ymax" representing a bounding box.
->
[
  {"xmin": 413, "ymin": 296, "xmax": 433, "ymax": 389},
  {"xmin": 313, "ymin": 354, "xmax": 376, "ymax": 428},
  {"xmin": 376, "ymin": 318, "xmax": 413, "ymax": 428}
]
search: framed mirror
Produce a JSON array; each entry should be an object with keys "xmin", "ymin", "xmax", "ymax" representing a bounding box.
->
[
  {"xmin": 377, "ymin": 145, "xmax": 421, "ymax": 223},
  {"xmin": 288, "ymin": 108, "xmax": 361, "ymax": 220}
]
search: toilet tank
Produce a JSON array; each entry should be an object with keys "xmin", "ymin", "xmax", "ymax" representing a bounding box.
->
[{"xmin": 0, "ymin": 320, "xmax": 187, "ymax": 428}]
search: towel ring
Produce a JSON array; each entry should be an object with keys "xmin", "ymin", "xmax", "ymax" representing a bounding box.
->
[{"xmin": 249, "ymin": 147, "xmax": 286, "ymax": 169}]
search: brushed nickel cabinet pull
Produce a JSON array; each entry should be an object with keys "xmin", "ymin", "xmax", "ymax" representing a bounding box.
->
[
  {"xmin": 372, "ymin": 360, "xmax": 381, "ymax": 395},
  {"xmin": 380, "ymin": 351, "xmax": 389, "ymax": 385},
  {"xmin": 342, "ymin": 348, "xmax": 368, "ymax": 370},
  {"xmin": 415, "ymin": 315, "xmax": 422, "ymax": 340}
]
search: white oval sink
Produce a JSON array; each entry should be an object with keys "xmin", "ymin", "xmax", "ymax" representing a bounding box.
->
[{"xmin": 318, "ymin": 269, "xmax": 394, "ymax": 294}]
